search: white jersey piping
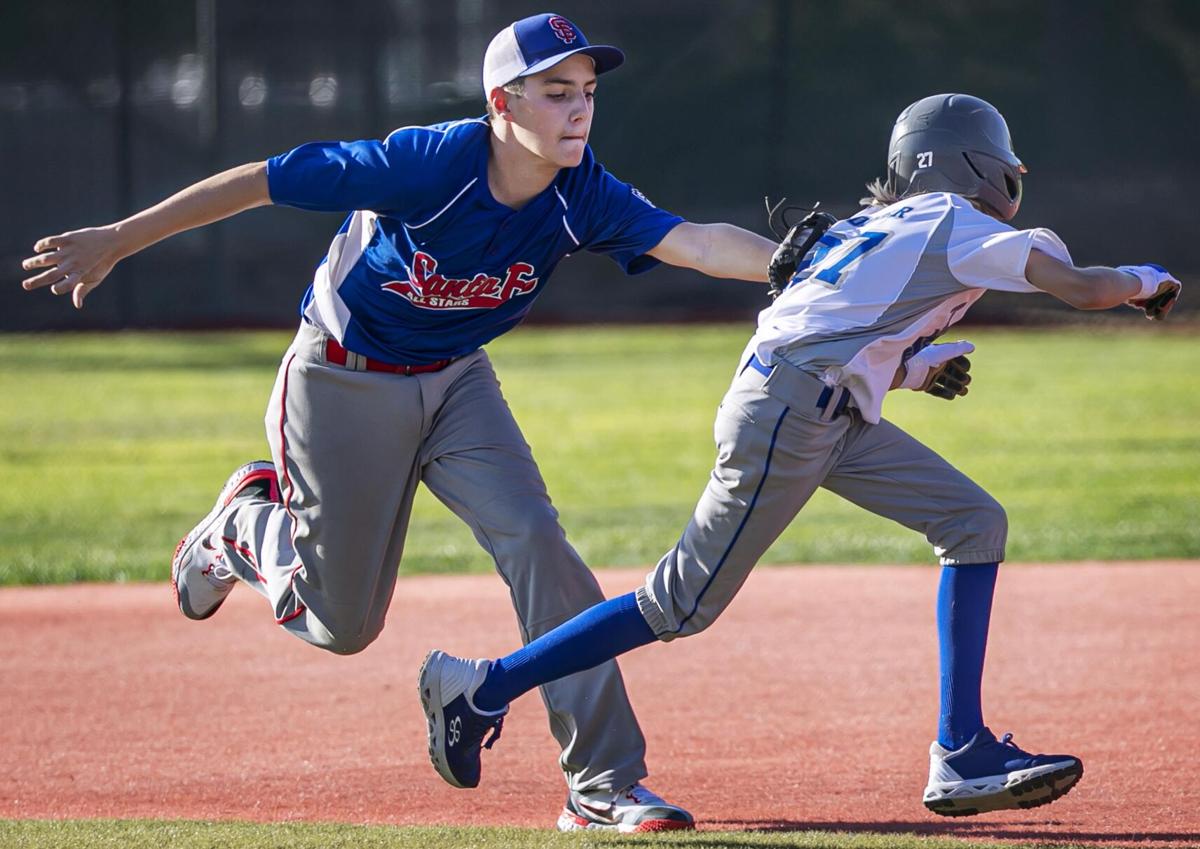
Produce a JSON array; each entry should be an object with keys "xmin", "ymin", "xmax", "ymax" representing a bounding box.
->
[
  {"xmin": 405, "ymin": 178, "xmax": 478, "ymax": 230},
  {"xmin": 554, "ymin": 187, "xmax": 580, "ymax": 246},
  {"xmin": 391, "ymin": 119, "xmax": 489, "ymax": 231}
]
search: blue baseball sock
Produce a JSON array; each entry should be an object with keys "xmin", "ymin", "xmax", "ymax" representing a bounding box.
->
[
  {"xmin": 937, "ymin": 562, "xmax": 998, "ymax": 751},
  {"xmin": 472, "ymin": 591, "xmax": 655, "ymax": 712}
]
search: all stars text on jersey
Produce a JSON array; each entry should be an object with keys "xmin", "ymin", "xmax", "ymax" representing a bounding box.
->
[{"xmin": 382, "ymin": 251, "xmax": 540, "ymax": 310}]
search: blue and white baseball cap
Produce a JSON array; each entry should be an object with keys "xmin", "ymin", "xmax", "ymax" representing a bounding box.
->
[{"xmin": 482, "ymin": 13, "xmax": 625, "ymax": 98}]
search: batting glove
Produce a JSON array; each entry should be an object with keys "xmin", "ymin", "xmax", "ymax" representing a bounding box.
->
[
  {"xmin": 900, "ymin": 340, "xmax": 975, "ymax": 400},
  {"xmin": 1118, "ymin": 263, "xmax": 1182, "ymax": 320}
]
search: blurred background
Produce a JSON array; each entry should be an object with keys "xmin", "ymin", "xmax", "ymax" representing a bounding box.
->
[{"xmin": 3, "ymin": 0, "xmax": 1198, "ymax": 331}]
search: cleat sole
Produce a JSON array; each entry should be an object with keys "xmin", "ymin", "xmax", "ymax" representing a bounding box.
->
[{"xmin": 924, "ymin": 760, "xmax": 1083, "ymax": 817}]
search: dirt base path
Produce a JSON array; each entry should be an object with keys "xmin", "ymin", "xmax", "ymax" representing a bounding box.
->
[{"xmin": 2, "ymin": 562, "xmax": 1198, "ymax": 845}]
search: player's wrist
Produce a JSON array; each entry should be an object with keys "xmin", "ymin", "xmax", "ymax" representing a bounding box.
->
[
  {"xmin": 1116, "ymin": 264, "xmax": 1171, "ymax": 302},
  {"xmin": 110, "ymin": 220, "xmax": 151, "ymax": 259},
  {"xmin": 898, "ymin": 361, "xmax": 929, "ymax": 391},
  {"xmin": 112, "ymin": 214, "xmax": 178, "ymax": 259}
]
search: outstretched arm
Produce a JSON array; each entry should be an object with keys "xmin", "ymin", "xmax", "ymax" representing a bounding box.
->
[
  {"xmin": 1023, "ymin": 249, "xmax": 1142, "ymax": 310},
  {"xmin": 1025, "ymin": 250, "xmax": 1182, "ymax": 319},
  {"xmin": 21, "ymin": 162, "xmax": 269, "ymax": 308},
  {"xmin": 647, "ymin": 222, "xmax": 776, "ymax": 283}
]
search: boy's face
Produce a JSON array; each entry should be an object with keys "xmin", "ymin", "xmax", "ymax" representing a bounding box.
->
[{"xmin": 501, "ymin": 54, "xmax": 597, "ymax": 168}]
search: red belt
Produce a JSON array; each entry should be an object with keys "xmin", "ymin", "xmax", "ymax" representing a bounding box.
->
[{"xmin": 324, "ymin": 339, "xmax": 453, "ymax": 375}]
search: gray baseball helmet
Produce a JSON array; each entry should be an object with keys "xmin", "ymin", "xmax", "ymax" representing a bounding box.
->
[{"xmin": 885, "ymin": 93, "xmax": 1026, "ymax": 221}]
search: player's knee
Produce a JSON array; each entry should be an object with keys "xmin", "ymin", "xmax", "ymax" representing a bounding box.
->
[
  {"xmin": 321, "ymin": 630, "xmax": 377, "ymax": 655},
  {"xmin": 640, "ymin": 605, "xmax": 721, "ymax": 643},
  {"xmin": 307, "ymin": 617, "xmax": 381, "ymax": 656},
  {"xmin": 970, "ymin": 497, "xmax": 1008, "ymax": 546},
  {"xmin": 937, "ymin": 494, "xmax": 1007, "ymax": 563},
  {"xmin": 638, "ymin": 574, "xmax": 726, "ymax": 642},
  {"xmin": 677, "ymin": 612, "xmax": 717, "ymax": 638}
]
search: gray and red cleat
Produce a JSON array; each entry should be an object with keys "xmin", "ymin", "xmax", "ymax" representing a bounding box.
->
[
  {"xmin": 556, "ymin": 782, "xmax": 695, "ymax": 833},
  {"xmin": 171, "ymin": 460, "xmax": 280, "ymax": 620},
  {"xmin": 923, "ymin": 727, "xmax": 1083, "ymax": 816}
]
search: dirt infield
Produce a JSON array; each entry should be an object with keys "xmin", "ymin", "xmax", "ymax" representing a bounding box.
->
[{"xmin": 2, "ymin": 562, "xmax": 1198, "ymax": 845}]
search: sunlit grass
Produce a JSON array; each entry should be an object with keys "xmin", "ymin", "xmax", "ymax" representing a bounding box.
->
[{"xmin": 1, "ymin": 325, "xmax": 1196, "ymax": 584}]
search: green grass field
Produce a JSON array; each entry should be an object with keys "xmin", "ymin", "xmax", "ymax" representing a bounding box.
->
[
  {"xmin": 1, "ymin": 325, "xmax": 1197, "ymax": 585},
  {"xmin": 0, "ymin": 819, "xmax": 1104, "ymax": 849}
]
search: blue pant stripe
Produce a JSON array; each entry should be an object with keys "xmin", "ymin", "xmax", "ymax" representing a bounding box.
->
[{"xmin": 672, "ymin": 405, "xmax": 791, "ymax": 634}]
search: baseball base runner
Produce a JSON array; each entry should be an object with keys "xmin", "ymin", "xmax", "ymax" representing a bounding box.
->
[{"xmin": 418, "ymin": 93, "xmax": 1182, "ymax": 823}]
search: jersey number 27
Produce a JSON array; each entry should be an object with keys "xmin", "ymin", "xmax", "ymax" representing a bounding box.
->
[{"xmin": 797, "ymin": 230, "xmax": 889, "ymax": 288}]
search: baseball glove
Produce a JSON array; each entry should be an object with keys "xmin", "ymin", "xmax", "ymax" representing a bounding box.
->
[{"xmin": 765, "ymin": 197, "xmax": 837, "ymax": 300}]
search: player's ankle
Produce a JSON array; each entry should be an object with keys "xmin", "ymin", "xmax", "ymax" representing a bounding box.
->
[
  {"xmin": 471, "ymin": 660, "xmax": 508, "ymax": 712},
  {"xmin": 938, "ymin": 719, "xmax": 985, "ymax": 751}
]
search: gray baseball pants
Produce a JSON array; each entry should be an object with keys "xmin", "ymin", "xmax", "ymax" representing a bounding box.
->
[
  {"xmin": 221, "ymin": 322, "xmax": 646, "ymax": 792},
  {"xmin": 637, "ymin": 358, "xmax": 1007, "ymax": 640}
]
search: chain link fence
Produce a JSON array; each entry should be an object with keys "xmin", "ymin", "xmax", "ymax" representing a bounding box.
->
[{"xmin": 3, "ymin": 0, "xmax": 1197, "ymax": 330}]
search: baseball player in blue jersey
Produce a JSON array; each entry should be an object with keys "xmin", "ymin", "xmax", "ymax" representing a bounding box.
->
[
  {"xmin": 416, "ymin": 93, "xmax": 1183, "ymax": 825},
  {"xmin": 20, "ymin": 13, "xmax": 781, "ymax": 833}
]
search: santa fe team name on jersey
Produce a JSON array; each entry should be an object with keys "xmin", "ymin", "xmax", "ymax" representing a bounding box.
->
[
  {"xmin": 381, "ymin": 251, "xmax": 539, "ymax": 311},
  {"xmin": 267, "ymin": 118, "xmax": 683, "ymax": 361}
]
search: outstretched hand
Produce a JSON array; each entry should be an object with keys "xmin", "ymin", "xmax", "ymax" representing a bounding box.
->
[
  {"xmin": 1130, "ymin": 279, "xmax": 1182, "ymax": 321},
  {"xmin": 21, "ymin": 227, "xmax": 124, "ymax": 309},
  {"xmin": 1119, "ymin": 264, "xmax": 1182, "ymax": 321}
]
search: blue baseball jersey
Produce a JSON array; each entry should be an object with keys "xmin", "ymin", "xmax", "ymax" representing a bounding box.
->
[{"xmin": 267, "ymin": 117, "xmax": 683, "ymax": 364}]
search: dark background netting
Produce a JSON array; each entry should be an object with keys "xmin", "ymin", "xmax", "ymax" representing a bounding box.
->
[{"xmin": 3, "ymin": 0, "xmax": 1197, "ymax": 330}]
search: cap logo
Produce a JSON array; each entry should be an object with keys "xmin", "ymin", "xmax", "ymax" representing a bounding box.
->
[{"xmin": 548, "ymin": 16, "xmax": 577, "ymax": 44}]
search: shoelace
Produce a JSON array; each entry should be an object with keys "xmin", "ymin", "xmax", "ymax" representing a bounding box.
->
[
  {"xmin": 998, "ymin": 732, "xmax": 1046, "ymax": 758},
  {"xmin": 482, "ymin": 716, "xmax": 504, "ymax": 750}
]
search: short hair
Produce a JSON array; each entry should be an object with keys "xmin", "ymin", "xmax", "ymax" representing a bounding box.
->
[{"xmin": 487, "ymin": 78, "xmax": 526, "ymax": 120}]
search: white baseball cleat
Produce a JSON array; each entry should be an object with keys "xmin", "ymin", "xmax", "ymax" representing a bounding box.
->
[
  {"xmin": 556, "ymin": 782, "xmax": 695, "ymax": 833},
  {"xmin": 923, "ymin": 727, "xmax": 1083, "ymax": 817},
  {"xmin": 171, "ymin": 460, "xmax": 279, "ymax": 620}
]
